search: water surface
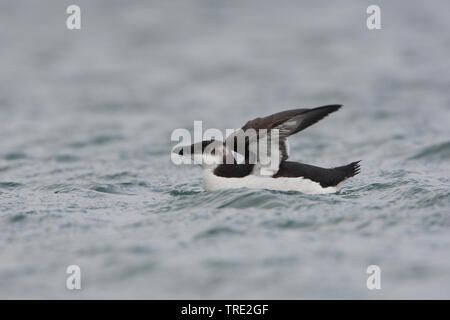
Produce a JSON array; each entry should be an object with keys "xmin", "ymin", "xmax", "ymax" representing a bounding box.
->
[{"xmin": 0, "ymin": 0, "xmax": 449, "ymax": 298}]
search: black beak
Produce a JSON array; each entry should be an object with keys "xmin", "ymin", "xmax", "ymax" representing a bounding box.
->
[{"xmin": 172, "ymin": 146, "xmax": 185, "ymax": 155}]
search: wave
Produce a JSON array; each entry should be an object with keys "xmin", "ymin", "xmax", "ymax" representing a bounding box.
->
[
  {"xmin": 0, "ymin": 181, "xmax": 23, "ymax": 189},
  {"xmin": 410, "ymin": 141, "xmax": 450, "ymax": 160}
]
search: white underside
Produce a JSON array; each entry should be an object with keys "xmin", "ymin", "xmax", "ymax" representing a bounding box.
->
[{"xmin": 202, "ymin": 169, "xmax": 340, "ymax": 194}]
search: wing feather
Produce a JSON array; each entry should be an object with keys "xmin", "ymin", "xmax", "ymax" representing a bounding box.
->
[{"xmin": 226, "ymin": 104, "xmax": 342, "ymax": 162}]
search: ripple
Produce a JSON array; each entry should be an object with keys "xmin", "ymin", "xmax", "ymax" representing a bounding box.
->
[
  {"xmin": 90, "ymin": 135, "xmax": 123, "ymax": 145},
  {"xmin": 90, "ymin": 184, "xmax": 136, "ymax": 195},
  {"xmin": 0, "ymin": 165, "xmax": 11, "ymax": 172},
  {"xmin": 69, "ymin": 134, "xmax": 123, "ymax": 148},
  {"xmin": 217, "ymin": 191, "xmax": 278, "ymax": 209},
  {"xmin": 422, "ymin": 212, "xmax": 450, "ymax": 229},
  {"xmin": 54, "ymin": 186, "xmax": 82, "ymax": 194},
  {"xmin": 117, "ymin": 181, "xmax": 151, "ymax": 188},
  {"xmin": 102, "ymin": 171, "xmax": 137, "ymax": 180},
  {"xmin": 410, "ymin": 141, "xmax": 450, "ymax": 160},
  {"xmin": 4, "ymin": 152, "xmax": 27, "ymax": 161},
  {"xmin": 356, "ymin": 181, "xmax": 400, "ymax": 192},
  {"xmin": 53, "ymin": 154, "xmax": 79, "ymax": 163},
  {"xmin": 416, "ymin": 191, "xmax": 450, "ymax": 208},
  {"xmin": 163, "ymin": 187, "xmax": 347, "ymax": 212},
  {"xmin": 0, "ymin": 181, "xmax": 23, "ymax": 189},
  {"xmin": 170, "ymin": 189, "xmax": 202, "ymax": 196},
  {"xmin": 9, "ymin": 214, "xmax": 27, "ymax": 223},
  {"xmin": 270, "ymin": 219, "xmax": 316, "ymax": 229},
  {"xmin": 39, "ymin": 183, "xmax": 69, "ymax": 191},
  {"xmin": 195, "ymin": 226, "xmax": 243, "ymax": 239}
]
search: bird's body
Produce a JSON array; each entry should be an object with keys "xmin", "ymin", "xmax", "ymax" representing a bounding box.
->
[
  {"xmin": 203, "ymin": 165, "xmax": 340, "ymax": 194},
  {"xmin": 203, "ymin": 160, "xmax": 360, "ymax": 193},
  {"xmin": 173, "ymin": 105, "xmax": 361, "ymax": 194}
]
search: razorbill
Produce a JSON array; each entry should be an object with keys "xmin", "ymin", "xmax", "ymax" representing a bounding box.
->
[{"xmin": 173, "ymin": 105, "xmax": 360, "ymax": 194}]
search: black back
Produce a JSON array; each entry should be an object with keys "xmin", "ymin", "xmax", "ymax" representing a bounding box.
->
[
  {"xmin": 213, "ymin": 163, "xmax": 255, "ymax": 178},
  {"xmin": 273, "ymin": 160, "xmax": 361, "ymax": 187}
]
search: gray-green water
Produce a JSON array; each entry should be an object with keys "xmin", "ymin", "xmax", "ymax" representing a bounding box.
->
[{"xmin": 0, "ymin": 0, "xmax": 449, "ymax": 299}]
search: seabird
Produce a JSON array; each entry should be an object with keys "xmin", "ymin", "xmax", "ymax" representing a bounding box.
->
[{"xmin": 173, "ymin": 105, "xmax": 360, "ymax": 194}]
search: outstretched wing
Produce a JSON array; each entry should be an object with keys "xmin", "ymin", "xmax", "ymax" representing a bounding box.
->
[{"xmin": 226, "ymin": 104, "xmax": 342, "ymax": 164}]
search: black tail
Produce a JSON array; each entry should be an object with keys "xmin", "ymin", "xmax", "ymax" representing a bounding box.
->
[
  {"xmin": 335, "ymin": 160, "xmax": 361, "ymax": 179},
  {"xmin": 322, "ymin": 160, "xmax": 361, "ymax": 187},
  {"xmin": 274, "ymin": 160, "xmax": 361, "ymax": 188}
]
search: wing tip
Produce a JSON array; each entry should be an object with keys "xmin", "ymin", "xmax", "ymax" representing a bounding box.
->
[
  {"xmin": 317, "ymin": 104, "xmax": 343, "ymax": 112},
  {"xmin": 337, "ymin": 160, "xmax": 361, "ymax": 180},
  {"xmin": 350, "ymin": 160, "xmax": 362, "ymax": 176}
]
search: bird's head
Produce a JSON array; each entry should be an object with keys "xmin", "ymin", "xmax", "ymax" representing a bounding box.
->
[{"xmin": 172, "ymin": 139, "xmax": 234, "ymax": 168}]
